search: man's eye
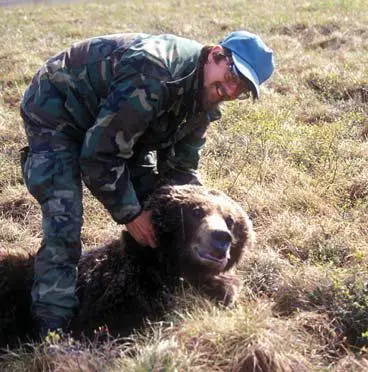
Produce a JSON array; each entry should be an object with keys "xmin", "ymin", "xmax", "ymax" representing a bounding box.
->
[{"xmin": 238, "ymin": 90, "xmax": 251, "ymax": 100}]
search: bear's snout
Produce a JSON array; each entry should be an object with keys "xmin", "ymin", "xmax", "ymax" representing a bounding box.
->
[
  {"xmin": 210, "ymin": 230, "xmax": 232, "ymax": 258},
  {"xmin": 189, "ymin": 213, "xmax": 234, "ymax": 269}
]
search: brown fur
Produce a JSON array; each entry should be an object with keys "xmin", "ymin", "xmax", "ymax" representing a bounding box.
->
[{"xmin": 0, "ymin": 185, "xmax": 253, "ymax": 347}]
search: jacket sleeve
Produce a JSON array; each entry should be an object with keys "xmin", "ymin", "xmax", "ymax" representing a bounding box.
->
[
  {"xmin": 80, "ymin": 74, "xmax": 167, "ymax": 224},
  {"xmin": 158, "ymin": 108, "xmax": 221, "ymax": 185}
]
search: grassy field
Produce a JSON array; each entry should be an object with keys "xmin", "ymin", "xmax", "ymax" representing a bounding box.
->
[{"xmin": 0, "ymin": 0, "xmax": 367, "ymax": 370}]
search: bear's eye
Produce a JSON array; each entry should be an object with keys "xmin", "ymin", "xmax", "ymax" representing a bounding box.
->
[
  {"xmin": 225, "ymin": 215, "xmax": 234, "ymax": 229},
  {"xmin": 192, "ymin": 207, "xmax": 205, "ymax": 219}
]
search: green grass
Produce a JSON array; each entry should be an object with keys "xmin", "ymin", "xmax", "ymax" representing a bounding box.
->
[{"xmin": 0, "ymin": 0, "xmax": 367, "ymax": 370}]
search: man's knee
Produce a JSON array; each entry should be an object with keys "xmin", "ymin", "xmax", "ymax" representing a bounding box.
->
[
  {"xmin": 36, "ymin": 236, "xmax": 82, "ymax": 269},
  {"xmin": 23, "ymin": 151, "xmax": 82, "ymax": 204},
  {"xmin": 41, "ymin": 196, "xmax": 83, "ymax": 242}
]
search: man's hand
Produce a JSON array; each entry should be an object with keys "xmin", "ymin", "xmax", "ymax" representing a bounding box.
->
[{"xmin": 125, "ymin": 210, "xmax": 157, "ymax": 248}]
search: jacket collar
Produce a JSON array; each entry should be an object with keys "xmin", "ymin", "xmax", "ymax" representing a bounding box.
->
[
  {"xmin": 165, "ymin": 65, "xmax": 201, "ymax": 116},
  {"xmin": 165, "ymin": 61, "xmax": 222, "ymax": 123}
]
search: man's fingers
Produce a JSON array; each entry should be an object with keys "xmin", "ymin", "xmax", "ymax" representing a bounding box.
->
[
  {"xmin": 130, "ymin": 224, "xmax": 156, "ymax": 248},
  {"xmin": 125, "ymin": 210, "xmax": 157, "ymax": 248},
  {"xmin": 141, "ymin": 226, "xmax": 157, "ymax": 248}
]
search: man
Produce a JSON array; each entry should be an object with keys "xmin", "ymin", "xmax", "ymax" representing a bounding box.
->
[{"xmin": 20, "ymin": 30, "xmax": 275, "ymax": 336}]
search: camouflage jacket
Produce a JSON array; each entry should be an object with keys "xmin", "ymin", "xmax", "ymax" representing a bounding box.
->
[{"xmin": 21, "ymin": 33, "xmax": 221, "ymax": 223}]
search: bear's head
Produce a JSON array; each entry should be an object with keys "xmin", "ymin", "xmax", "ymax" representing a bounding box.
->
[{"xmin": 145, "ymin": 185, "xmax": 254, "ymax": 279}]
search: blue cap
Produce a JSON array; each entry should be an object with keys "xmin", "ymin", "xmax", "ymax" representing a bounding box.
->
[{"xmin": 220, "ymin": 30, "xmax": 275, "ymax": 98}]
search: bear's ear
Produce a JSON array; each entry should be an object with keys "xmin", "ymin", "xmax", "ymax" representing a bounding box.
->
[{"xmin": 144, "ymin": 185, "xmax": 184, "ymax": 236}]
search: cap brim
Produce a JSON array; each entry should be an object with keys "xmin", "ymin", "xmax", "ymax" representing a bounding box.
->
[{"xmin": 232, "ymin": 53, "xmax": 260, "ymax": 99}]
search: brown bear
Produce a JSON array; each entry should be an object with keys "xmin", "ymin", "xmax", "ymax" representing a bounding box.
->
[{"xmin": 0, "ymin": 185, "xmax": 254, "ymax": 348}]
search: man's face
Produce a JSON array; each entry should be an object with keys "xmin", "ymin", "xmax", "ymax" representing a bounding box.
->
[{"xmin": 201, "ymin": 46, "xmax": 250, "ymax": 110}]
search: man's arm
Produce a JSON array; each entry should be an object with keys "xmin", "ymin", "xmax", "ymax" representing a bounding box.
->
[
  {"xmin": 158, "ymin": 108, "xmax": 221, "ymax": 185},
  {"xmin": 79, "ymin": 75, "xmax": 167, "ymax": 225}
]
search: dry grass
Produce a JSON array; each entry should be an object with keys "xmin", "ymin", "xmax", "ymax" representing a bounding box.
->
[{"xmin": 0, "ymin": 0, "xmax": 367, "ymax": 370}]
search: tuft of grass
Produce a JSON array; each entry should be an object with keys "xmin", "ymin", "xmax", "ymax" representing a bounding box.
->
[
  {"xmin": 0, "ymin": 0, "xmax": 367, "ymax": 370},
  {"xmin": 119, "ymin": 297, "xmax": 312, "ymax": 371},
  {"xmin": 273, "ymin": 266, "xmax": 368, "ymax": 348}
]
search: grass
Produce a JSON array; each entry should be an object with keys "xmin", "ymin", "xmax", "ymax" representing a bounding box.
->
[{"xmin": 0, "ymin": 0, "xmax": 367, "ymax": 370}]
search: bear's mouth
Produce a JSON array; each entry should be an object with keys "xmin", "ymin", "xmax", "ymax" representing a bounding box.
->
[{"xmin": 194, "ymin": 246, "xmax": 230, "ymax": 265}]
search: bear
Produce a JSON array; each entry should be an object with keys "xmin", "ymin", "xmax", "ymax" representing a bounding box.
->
[{"xmin": 0, "ymin": 184, "xmax": 254, "ymax": 348}]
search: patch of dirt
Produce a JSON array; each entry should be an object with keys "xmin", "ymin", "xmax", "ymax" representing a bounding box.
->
[
  {"xmin": 307, "ymin": 76, "xmax": 368, "ymax": 105},
  {"xmin": 315, "ymin": 23, "xmax": 341, "ymax": 36},
  {"xmin": 346, "ymin": 27, "xmax": 368, "ymax": 38},
  {"xmin": 271, "ymin": 22, "xmax": 341, "ymax": 43},
  {"xmin": 270, "ymin": 22, "xmax": 367, "ymax": 51},
  {"xmin": 272, "ymin": 23, "xmax": 317, "ymax": 44},
  {"xmin": 346, "ymin": 87, "xmax": 368, "ymax": 104},
  {"xmin": 268, "ymin": 81, "xmax": 295, "ymax": 95},
  {"xmin": 297, "ymin": 107, "xmax": 340, "ymax": 125},
  {"xmin": 271, "ymin": 22, "xmax": 309, "ymax": 36},
  {"xmin": 349, "ymin": 180, "xmax": 368, "ymax": 203},
  {"xmin": 308, "ymin": 36, "xmax": 347, "ymax": 51},
  {"xmin": 300, "ymin": 113, "xmax": 337, "ymax": 125}
]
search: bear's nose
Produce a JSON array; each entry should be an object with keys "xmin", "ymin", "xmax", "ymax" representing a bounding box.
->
[{"xmin": 210, "ymin": 230, "xmax": 232, "ymax": 253}]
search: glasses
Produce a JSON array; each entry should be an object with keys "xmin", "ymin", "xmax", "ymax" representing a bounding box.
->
[{"xmin": 224, "ymin": 56, "xmax": 252, "ymax": 100}]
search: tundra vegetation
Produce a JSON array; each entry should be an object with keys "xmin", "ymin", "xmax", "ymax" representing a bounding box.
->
[{"xmin": 0, "ymin": 0, "xmax": 367, "ymax": 371}]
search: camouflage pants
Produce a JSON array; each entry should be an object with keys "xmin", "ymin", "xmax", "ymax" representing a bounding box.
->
[
  {"xmin": 22, "ymin": 119, "xmax": 158, "ymax": 329},
  {"xmin": 21, "ymin": 120, "xmax": 83, "ymax": 328}
]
